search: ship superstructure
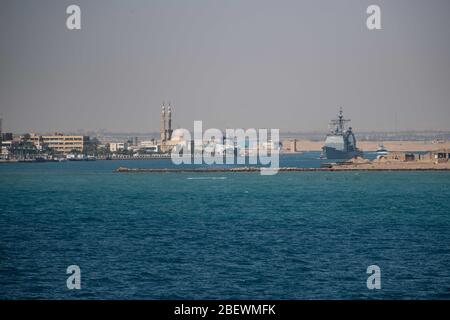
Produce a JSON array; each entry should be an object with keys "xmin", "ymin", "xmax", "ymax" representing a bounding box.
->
[{"xmin": 322, "ymin": 108, "xmax": 363, "ymax": 159}]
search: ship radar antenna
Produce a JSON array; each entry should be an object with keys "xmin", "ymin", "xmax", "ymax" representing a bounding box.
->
[{"xmin": 329, "ymin": 107, "xmax": 350, "ymax": 134}]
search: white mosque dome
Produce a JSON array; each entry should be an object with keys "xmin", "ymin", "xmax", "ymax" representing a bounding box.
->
[{"xmin": 171, "ymin": 129, "xmax": 186, "ymax": 141}]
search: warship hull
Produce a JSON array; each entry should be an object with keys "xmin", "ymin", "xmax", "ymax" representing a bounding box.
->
[{"xmin": 322, "ymin": 146, "xmax": 363, "ymax": 160}]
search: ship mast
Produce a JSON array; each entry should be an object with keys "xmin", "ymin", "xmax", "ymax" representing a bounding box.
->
[{"xmin": 329, "ymin": 107, "xmax": 350, "ymax": 134}]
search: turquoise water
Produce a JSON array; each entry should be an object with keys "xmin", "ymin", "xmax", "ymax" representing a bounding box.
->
[{"xmin": 1, "ymin": 154, "xmax": 450, "ymax": 299}]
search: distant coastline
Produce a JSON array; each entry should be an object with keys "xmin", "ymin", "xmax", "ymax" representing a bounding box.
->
[{"xmin": 280, "ymin": 140, "xmax": 450, "ymax": 153}]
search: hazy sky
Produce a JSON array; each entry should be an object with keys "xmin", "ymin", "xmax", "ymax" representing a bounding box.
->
[{"xmin": 1, "ymin": 0, "xmax": 449, "ymax": 133}]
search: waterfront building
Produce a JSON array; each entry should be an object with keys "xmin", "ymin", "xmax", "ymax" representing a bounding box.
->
[
  {"xmin": 137, "ymin": 140, "xmax": 159, "ymax": 153},
  {"xmin": 168, "ymin": 129, "xmax": 194, "ymax": 154},
  {"xmin": 1, "ymin": 132, "xmax": 14, "ymax": 159},
  {"xmin": 109, "ymin": 142, "xmax": 128, "ymax": 152},
  {"xmin": 139, "ymin": 140, "xmax": 157, "ymax": 148},
  {"xmin": 29, "ymin": 133, "xmax": 89, "ymax": 154},
  {"xmin": 430, "ymin": 148, "xmax": 450, "ymax": 161},
  {"xmin": 377, "ymin": 149, "xmax": 450, "ymax": 163}
]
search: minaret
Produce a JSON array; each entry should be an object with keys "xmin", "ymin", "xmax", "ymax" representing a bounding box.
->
[
  {"xmin": 167, "ymin": 103, "xmax": 173, "ymax": 140},
  {"xmin": 160, "ymin": 103, "xmax": 166, "ymax": 142}
]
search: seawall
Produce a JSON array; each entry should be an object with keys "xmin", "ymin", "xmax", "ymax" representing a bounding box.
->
[{"xmin": 115, "ymin": 166, "xmax": 450, "ymax": 173}]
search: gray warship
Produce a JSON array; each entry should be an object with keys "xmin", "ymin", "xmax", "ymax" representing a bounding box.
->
[{"xmin": 321, "ymin": 108, "xmax": 363, "ymax": 160}]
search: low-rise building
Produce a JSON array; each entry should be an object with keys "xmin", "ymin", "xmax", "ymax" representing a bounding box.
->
[
  {"xmin": 429, "ymin": 148, "xmax": 450, "ymax": 162},
  {"xmin": 29, "ymin": 133, "xmax": 89, "ymax": 154},
  {"xmin": 379, "ymin": 149, "xmax": 450, "ymax": 163},
  {"xmin": 137, "ymin": 140, "xmax": 159, "ymax": 154},
  {"xmin": 109, "ymin": 142, "xmax": 128, "ymax": 152}
]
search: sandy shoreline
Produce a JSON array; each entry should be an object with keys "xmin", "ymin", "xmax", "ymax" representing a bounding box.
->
[
  {"xmin": 284, "ymin": 140, "xmax": 450, "ymax": 152},
  {"xmin": 329, "ymin": 161, "xmax": 450, "ymax": 171}
]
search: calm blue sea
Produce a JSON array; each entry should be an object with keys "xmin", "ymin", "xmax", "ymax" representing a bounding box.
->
[{"xmin": 1, "ymin": 153, "xmax": 450, "ymax": 299}]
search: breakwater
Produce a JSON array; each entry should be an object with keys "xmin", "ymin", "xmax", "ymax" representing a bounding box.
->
[{"xmin": 115, "ymin": 166, "xmax": 450, "ymax": 173}]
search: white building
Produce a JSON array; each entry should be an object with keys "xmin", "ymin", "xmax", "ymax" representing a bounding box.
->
[
  {"xmin": 109, "ymin": 142, "xmax": 128, "ymax": 152},
  {"xmin": 136, "ymin": 140, "xmax": 159, "ymax": 153}
]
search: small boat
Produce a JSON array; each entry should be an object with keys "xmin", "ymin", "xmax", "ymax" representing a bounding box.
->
[
  {"xmin": 67, "ymin": 154, "xmax": 85, "ymax": 161},
  {"xmin": 376, "ymin": 144, "xmax": 389, "ymax": 156},
  {"xmin": 34, "ymin": 156, "xmax": 47, "ymax": 162}
]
